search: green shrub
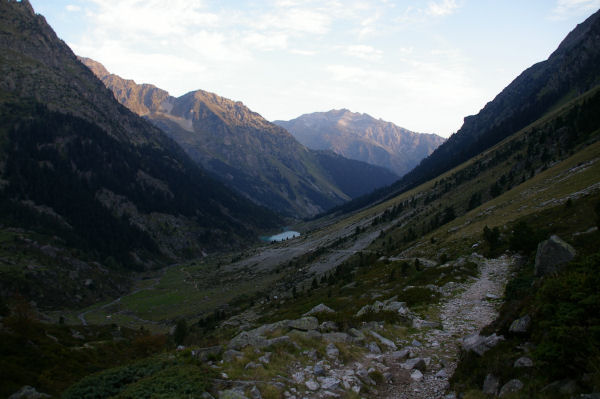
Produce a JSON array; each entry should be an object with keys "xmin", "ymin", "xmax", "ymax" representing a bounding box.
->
[
  {"xmin": 509, "ymin": 221, "xmax": 543, "ymax": 255},
  {"xmin": 62, "ymin": 358, "xmax": 172, "ymax": 399},
  {"xmin": 533, "ymin": 253, "xmax": 600, "ymax": 379}
]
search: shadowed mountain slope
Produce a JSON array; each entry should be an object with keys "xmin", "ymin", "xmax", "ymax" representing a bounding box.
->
[
  {"xmin": 80, "ymin": 58, "xmax": 399, "ymax": 218},
  {"xmin": 0, "ymin": 0, "xmax": 282, "ymax": 307}
]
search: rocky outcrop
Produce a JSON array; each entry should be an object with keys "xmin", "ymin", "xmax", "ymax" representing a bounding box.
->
[
  {"xmin": 275, "ymin": 109, "xmax": 445, "ymax": 176},
  {"xmin": 304, "ymin": 303, "xmax": 335, "ymax": 316},
  {"xmin": 509, "ymin": 314, "xmax": 531, "ymax": 334},
  {"xmin": 534, "ymin": 235, "xmax": 576, "ymax": 276},
  {"xmin": 461, "ymin": 333, "xmax": 505, "ymax": 356}
]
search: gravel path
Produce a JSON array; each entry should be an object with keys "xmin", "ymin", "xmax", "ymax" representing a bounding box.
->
[{"xmin": 379, "ymin": 255, "xmax": 514, "ymax": 399}]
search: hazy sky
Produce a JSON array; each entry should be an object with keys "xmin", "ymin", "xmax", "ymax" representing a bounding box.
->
[{"xmin": 31, "ymin": 0, "xmax": 599, "ymax": 137}]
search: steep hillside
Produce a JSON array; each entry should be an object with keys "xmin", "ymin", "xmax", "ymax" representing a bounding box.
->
[
  {"xmin": 0, "ymin": 0, "xmax": 281, "ymax": 308},
  {"xmin": 331, "ymin": 8, "xmax": 600, "ymax": 216},
  {"xmin": 275, "ymin": 109, "xmax": 445, "ymax": 176},
  {"xmin": 80, "ymin": 58, "xmax": 399, "ymax": 218}
]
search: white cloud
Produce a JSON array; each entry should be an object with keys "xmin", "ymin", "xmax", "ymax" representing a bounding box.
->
[
  {"xmin": 552, "ymin": 0, "xmax": 600, "ymax": 19},
  {"xmin": 290, "ymin": 49, "xmax": 317, "ymax": 56},
  {"xmin": 344, "ymin": 44, "xmax": 383, "ymax": 60},
  {"xmin": 255, "ymin": 8, "xmax": 332, "ymax": 35},
  {"xmin": 427, "ymin": 0, "xmax": 460, "ymax": 16},
  {"xmin": 65, "ymin": 5, "xmax": 81, "ymax": 12},
  {"xmin": 243, "ymin": 32, "xmax": 289, "ymax": 51}
]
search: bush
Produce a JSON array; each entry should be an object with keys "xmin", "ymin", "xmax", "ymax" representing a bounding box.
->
[
  {"xmin": 533, "ymin": 252, "xmax": 600, "ymax": 379},
  {"xmin": 509, "ymin": 221, "xmax": 543, "ymax": 255}
]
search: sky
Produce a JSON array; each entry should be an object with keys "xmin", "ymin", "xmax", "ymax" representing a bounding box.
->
[{"xmin": 30, "ymin": 0, "xmax": 600, "ymax": 137}]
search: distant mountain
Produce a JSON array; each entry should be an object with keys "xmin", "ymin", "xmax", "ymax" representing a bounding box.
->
[
  {"xmin": 274, "ymin": 110, "xmax": 445, "ymax": 176},
  {"xmin": 0, "ymin": 0, "xmax": 282, "ymax": 306},
  {"xmin": 331, "ymin": 8, "xmax": 600, "ymax": 215},
  {"xmin": 80, "ymin": 58, "xmax": 399, "ymax": 217}
]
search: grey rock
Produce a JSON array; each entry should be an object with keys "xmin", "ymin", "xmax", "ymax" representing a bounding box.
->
[
  {"xmin": 318, "ymin": 376, "xmax": 341, "ymax": 390},
  {"xmin": 482, "ymin": 374, "xmax": 500, "ymax": 396},
  {"xmin": 577, "ymin": 394, "xmax": 600, "ymax": 399},
  {"xmin": 499, "ymin": 379, "xmax": 524, "ymax": 397},
  {"xmin": 228, "ymin": 332, "xmax": 267, "ymax": 350},
  {"xmin": 369, "ymin": 331, "xmax": 397, "ymax": 350},
  {"xmin": 245, "ymin": 361, "xmax": 263, "ymax": 370},
  {"xmin": 509, "ymin": 314, "xmax": 531, "ymax": 334},
  {"xmin": 265, "ymin": 335, "xmax": 291, "ymax": 347},
  {"xmin": 535, "ymin": 235, "xmax": 576, "ymax": 276},
  {"xmin": 193, "ymin": 346, "xmax": 222, "ymax": 361},
  {"xmin": 348, "ymin": 328, "xmax": 365, "ymax": 341},
  {"xmin": 292, "ymin": 371, "xmax": 305, "ymax": 384},
  {"xmin": 8, "ymin": 386, "xmax": 51, "ymax": 399},
  {"xmin": 258, "ymin": 352, "xmax": 272, "ymax": 364},
  {"xmin": 288, "ymin": 317, "xmax": 319, "ymax": 331},
  {"xmin": 402, "ymin": 357, "xmax": 426, "ymax": 371},
  {"xmin": 304, "ymin": 303, "xmax": 335, "ymax": 316},
  {"xmin": 435, "ymin": 369, "xmax": 448, "ymax": 378},
  {"xmin": 514, "ymin": 356, "xmax": 533, "ymax": 368},
  {"xmin": 410, "ymin": 369, "xmax": 424, "ymax": 381},
  {"xmin": 219, "ymin": 390, "xmax": 249, "ymax": 399},
  {"xmin": 201, "ymin": 393, "xmax": 216, "ymax": 399},
  {"xmin": 389, "ymin": 349, "xmax": 410, "ymax": 362},
  {"xmin": 412, "ymin": 319, "xmax": 441, "ymax": 329},
  {"xmin": 319, "ymin": 321, "xmax": 338, "ymax": 332},
  {"xmin": 305, "ymin": 380, "xmax": 319, "ymax": 391},
  {"xmin": 322, "ymin": 332, "xmax": 351, "ymax": 343},
  {"xmin": 411, "ymin": 339, "xmax": 422, "ymax": 347},
  {"xmin": 313, "ymin": 363, "xmax": 326, "ymax": 376},
  {"xmin": 462, "ymin": 333, "xmax": 504, "ymax": 356},
  {"xmin": 383, "ymin": 301, "xmax": 409, "ymax": 315},
  {"xmin": 326, "ymin": 343, "xmax": 340, "ymax": 358},
  {"xmin": 249, "ymin": 386, "xmax": 262, "ymax": 399},
  {"xmin": 223, "ymin": 349, "xmax": 244, "ymax": 362},
  {"xmin": 368, "ymin": 341, "xmax": 382, "ymax": 354},
  {"xmin": 305, "ymin": 348, "xmax": 318, "ymax": 360},
  {"xmin": 356, "ymin": 304, "xmax": 375, "ymax": 317},
  {"xmin": 356, "ymin": 367, "xmax": 376, "ymax": 385}
]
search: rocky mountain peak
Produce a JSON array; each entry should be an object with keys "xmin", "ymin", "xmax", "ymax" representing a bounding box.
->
[{"xmin": 78, "ymin": 56, "xmax": 110, "ymax": 79}]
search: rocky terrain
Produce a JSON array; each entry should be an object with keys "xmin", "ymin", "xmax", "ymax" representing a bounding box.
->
[
  {"xmin": 275, "ymin": 110, "xmax": 445, "ymax": 177},
  {"xmin": 174, "ymin": 254, "xmax": 513, "ymax": 399}
]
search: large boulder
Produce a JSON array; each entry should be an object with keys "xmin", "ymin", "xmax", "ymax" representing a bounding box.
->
[
  {"xmin": 509, "ymin": 314, "xmax": 531, "ymax": 334},
  {"xmin": 462, "ymin": 333, "xmax": 504, "ymax": 356},
  {"xmin": 369, "ymin": 330, "xmax": 397, "ymax": 350},
  {"xmin": 535, "ymin": 235, "xmax": 576, "ymax": 277},
  {"xmin": 288, "ymin": 316, "xmax": 319, "ymax": 331},
  {"xmin": 304, "ymin": 303, "xmax": 335, "ymax": 316}
]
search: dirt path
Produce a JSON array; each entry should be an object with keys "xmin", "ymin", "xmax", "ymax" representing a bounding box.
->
[{"xmin": 379, "ymin": 255, "xmax": 514, "ymax": 399}]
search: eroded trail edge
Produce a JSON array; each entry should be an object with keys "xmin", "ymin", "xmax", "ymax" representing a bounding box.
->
[{"xmin": 379, "ymin": 255, "xmax": 513, "ymax": 399}]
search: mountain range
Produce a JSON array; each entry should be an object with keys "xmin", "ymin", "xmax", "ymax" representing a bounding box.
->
[
  {"xmin": 274, "ymin": 109, "xmax": 445, "ymax": 176},
  {"xmin": 79, "ymin": 58, "xmax": 399, "ymax": 218},
  {"xmin": 332, "ymin": 7, "xmax": 600, "ymax": 215}
]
